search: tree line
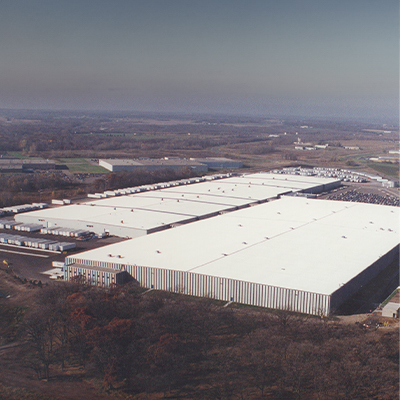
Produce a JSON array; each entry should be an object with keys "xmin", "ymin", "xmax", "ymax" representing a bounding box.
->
[
  {"xmin": 0, "ymin": 168, "xmax": 196, "ymax": 207},
  {"xmin": 19, "ymin": 282, "xmax": 399, "ymax": 399}
]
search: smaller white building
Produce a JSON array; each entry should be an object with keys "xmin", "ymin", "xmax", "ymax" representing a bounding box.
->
[
  {"xmin": 382, "ymin": 302, "xmax": 400, "ymax": 318},
  {"xmin": 64, "ymin": 264, "xmax": 128, "ymax": 287}
]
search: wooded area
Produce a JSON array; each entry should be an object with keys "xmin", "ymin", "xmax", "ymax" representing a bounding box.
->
[
  {"xmin": 4, "ymin": 282, "xmax": 397, "ymax": 399},
  {"xmin": 0, "ymin": 168, "xmax": 196, "ymax": 207}
]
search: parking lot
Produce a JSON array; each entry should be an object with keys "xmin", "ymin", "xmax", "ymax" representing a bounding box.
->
[{"xmin": 320, "ymin": 181, "xmax": 400, "ymax": 206}]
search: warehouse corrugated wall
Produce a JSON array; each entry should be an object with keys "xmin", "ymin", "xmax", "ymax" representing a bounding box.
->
[
  {"xmin": 330, "ymin": 245, "xmax": 399, "ymax": 313},
  {"xmin": 65, "ymin": 256, "xmax": 331, "ymax": 316}
]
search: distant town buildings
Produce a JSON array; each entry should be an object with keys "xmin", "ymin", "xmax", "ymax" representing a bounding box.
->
[
  {"xmin": 293, "ymin": 137, "xmax": 328, "ymax": 151},
  {"xmin": 369, "ymin": 156, "xmax": 399, "ymax": 164},
  {"xmin": 344, "ymin": 146, "xmax": 360, "ymax": 150}
]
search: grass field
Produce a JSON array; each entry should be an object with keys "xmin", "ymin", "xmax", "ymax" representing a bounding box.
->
[
  {"xmin": 7, "ymin": 152, "xmax": 26, "ymax": 159},
  {"xmin": 7, "ymin": 153, "xmax": 42, "ymax": 160},
  {"xmin": 57, "ymin": 158, "xmax": 109, "ymax": 173},
  {"xmin": 367, "ymin": 161, "xmax": 399, "ymax": 179}
]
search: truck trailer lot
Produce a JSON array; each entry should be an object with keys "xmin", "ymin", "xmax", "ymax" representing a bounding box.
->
[{"xmin": 0, "ymin": 232, "xmax": 124, "ymax": 282}]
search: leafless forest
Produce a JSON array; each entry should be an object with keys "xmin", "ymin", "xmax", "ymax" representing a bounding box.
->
[{"xmin": 1, "ymin": 273, "xmax": 398, "ymax": 400}]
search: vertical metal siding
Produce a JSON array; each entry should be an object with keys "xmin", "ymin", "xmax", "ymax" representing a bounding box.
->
[
  {"xmin": 121, "ymin": 264, "xmax": 331, "ymax": 316},
  {"xmin": 63, "ymin": 258, "xmax": 331, "ymax": 316}
]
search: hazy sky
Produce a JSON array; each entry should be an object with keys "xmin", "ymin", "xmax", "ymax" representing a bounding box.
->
[{"xmin": 0, "ymin": 0, "xmax": 398, "ymax": 122}]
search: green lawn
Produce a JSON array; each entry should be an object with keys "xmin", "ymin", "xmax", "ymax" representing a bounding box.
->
[
  {"xmin": 58, "ymin": 157, "xmax": 90, "ymax": 163},
  {"xmin": 58, "ymin": 158, "xmax": 109, "ymax": 173},
  {"xmin": 380, "ymin": 288, "xmax": 399, "ymax": 308},
  {"xmin": 7, "ymin": 152, "xmax": 26, "ymax": 159},
  {"xmin": 367, "ymin": 161, "xmax": 399, "ymax": 179},
  {"xmin": 66, "ymin": 164, "xmax": 109, "ymax": 173}
]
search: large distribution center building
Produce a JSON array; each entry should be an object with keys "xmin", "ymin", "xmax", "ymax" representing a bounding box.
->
[
  {"xmin": 13, "ymin": 172, "xmax": 399, "ymax": 315},
  {"xmin": 65, "ymin": 196, "xmax": 399, "ymax": 316}
]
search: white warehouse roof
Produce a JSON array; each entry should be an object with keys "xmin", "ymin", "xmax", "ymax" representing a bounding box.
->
[
  {"xmin": 66, "ymin": 196, "xmax": 399, "ymax": 298},
  {"xmin": 15, "ymin": 173, "xmax": 340, "ymax": 237}
]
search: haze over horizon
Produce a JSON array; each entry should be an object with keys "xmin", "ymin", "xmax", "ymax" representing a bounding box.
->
[{"xmin": 0, "ymin": 1, "xmax": 398, "ymax": 123}]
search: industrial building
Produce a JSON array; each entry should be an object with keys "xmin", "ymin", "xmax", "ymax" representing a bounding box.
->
[
  {"xmin": 99, "ymin": 158, "xmax": 208, "ymax": 172},
  {"xmin": 65, "ymin": 196, "xmax": 399, "ymax": 316},
  {"xmin": 14, "ymin": 173, "xmax": 341, "ymax": 238},
  {"xmin": 98, "ymin": 157, "xmax": 243, "ymax": 172},
  {"xmin": 0, "ymin": 159, "xmax": 59, "ymax": 172},
  {"xmin": 382, "ymin": 302, "xmax": 400, "ymax": 318},
  {"xmin": 8, "ymin": 171, "xmax": 398, "ymax": 315},
  {"xmin": 190, "ymin": 157, "xmax": 243, "ymax": 169},
  {"xmin": 64, "ymin": 264, "xmax": 128, "ymax": 287}
]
